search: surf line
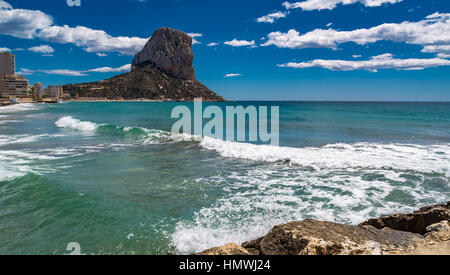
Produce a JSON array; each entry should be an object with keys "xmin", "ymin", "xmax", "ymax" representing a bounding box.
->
[{"xmin": 171, "ymin": 98, "xmax": 280, "ymax": 146}]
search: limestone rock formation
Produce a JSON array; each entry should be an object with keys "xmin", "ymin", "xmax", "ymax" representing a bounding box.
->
[
  {"xmin": 359, "ymin": 202, "xmax": 450, "ymax": 235},
  {"xmin": 63, "ymin": 27, "xmax": 224, "ymax": 101},
  {"xmin": 241, "ymin": 220, "xmax": 422, "ymax": 255},
  {"xmin": 63, "ymin": 65, "xmax": 223, "ymax": 101},
  {"xmin": 132, "ymin": 27, "xmax": 196, "ymax": 81},
  {"xmin": 195, "ymin": 243, "xmax": 252, "ymax": 256}
]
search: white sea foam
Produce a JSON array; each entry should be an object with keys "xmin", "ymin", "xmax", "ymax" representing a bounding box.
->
[
  {"xmin": 172, "ymin": 163, "xmax": 449, "ymax": 254},
  {"xmin": 55, "ymin": 116, "xmax": 100, "ymax": 132},
  {"xmin": 200, "ymin": 137, "xmax": 450, "ymax": 177},
  {"xmin": 54, "ymin": 116, "xmax": 198, "ymax": 144},
  {"xmin": 0, "ymin": 120, "xmax": 23, "ymax": 125},
  {"xmin": 0, "ymin": 103, "xmax": 42, "ymax": 113},
  {"xmin": 0, "ymin": 150, "xmax": 62, "ymax": 181},
  {"xmin": 172, "ymin": 139, "xmax": 450, "ymax": 254}
]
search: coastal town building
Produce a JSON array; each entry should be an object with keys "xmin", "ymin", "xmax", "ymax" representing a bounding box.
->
[
  {"xmin": 0, "ymin": 52, "xmax": 15, "ymax": 79},
  {"xmin": 32, "ymin": 82, "xmax": 45, "ymax": 98},
  {"xmin": 47, "ymin": 85, "xmax": 64, "ymax": 99},
  {"xmin": 0, "ymin": 74, "xmax": 30, "ymax": 98}
]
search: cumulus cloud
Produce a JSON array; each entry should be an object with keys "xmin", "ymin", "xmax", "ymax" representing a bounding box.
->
[
  {"xmin": 278, "ymin": 53, "xmax": 450, "ymax": 72},
  {"xmin": 0, "ymin": 1, "xmax": 53, "ymax": 39},
  {"xmin": 0, "ymin": 0, "xmax": 12, "ymax": 10},
  {"xmin": 18, "ymin": 64, "xmax": 131, "ymax": 76},
  {"xmin": 36, "ymin": 25, "xmax": 147, "ymax": 55},
  {"xmin": 28, "ymin": 45, "xmax": 54, "ymax": 54},
  {"xmin": 262, "ymin": 13, "xmax": 450, "ymax": 57},
  {"xmin": 0, "ymin": 1, "xmax": 147, "ymax": 55},
  {"xmin": 88, "ymin": 64, "xmax": 131, "ymax": 73},
  {"xmin": 224, "ymin": 73, "xmax": 242, "ymax": 78},
  {"xmin": 421, "ymin": 45, "xmax": 450, "ymax": 55},
  {"xmin": 282, "ymin": 0, "xmax": 404, "ymax": 11},
  {"xmin": 225, "ymin": 39, "xmax": 256, "ymax": 47},
  {"xmin": 257, "ymin": 11, "xmax": 288, "ymax": 24},
  {"xmin": 187, "ymin": 33, "xmax": 203, "ymax": 45},
  {"xmin": 0, "ymin": 47, "xmax": 11, "ymax": 52}
]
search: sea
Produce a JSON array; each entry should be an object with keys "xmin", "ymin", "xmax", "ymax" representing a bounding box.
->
[{"xmin": 0, "ymin": 101, "xmax": 449, "ymax": 255}]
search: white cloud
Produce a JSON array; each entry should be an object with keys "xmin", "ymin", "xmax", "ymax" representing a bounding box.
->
[
  {"xmin": 0, "ymin": 1, "xmax": 53, "ymax": 39},
  {"xmin": 257, "ymin": 11, "xmax": 288, "ymax": 24},
  {"xmin": 96, "ymin": 53, "xmax": 107, "ymax": 57},
  {"xmin": 224, "ymin": 73, "xmax": 242, "ymax": 78},
  {"xmin": 37, "ymin": 25, "xmax": 147, "ymax": 56},
  {"xmin": 0, "ymin": 1, "xmax": 147, "ymax": 55},
  {"xmin": 437, "ymin": 53, "xmax": 450, "ymax": 59},
  {"xmin": 18, "ymin": 64, "xmax": 131, "ymax": 76},
  {"xmin": 0, "ymin": 47, "xmax": 11, "ymax": 52},
  {"xmin": 278, "ymin": 53, "xmax": 450, "ymax": 72},
  {"xmin": 88, "ymin": 64, "xmax": 131, "ymax": 73},
  {"xmin": 422, "ymin": 45, "xmax": 450, "ymax": 55},
  {"xmin": 262, "ymin": 13, "xmax": 450, "ymax": 57},
  {"xmin": 0, "ymin": 0, "xmax": 12, "ymax": 10},
  {"xmin": 282, "ymin": 0, "xmax": 403, "ymax": 11},
  {"xmin": 38, "ymin": 69, "xmax": 88, "ymax": 76},
  {"xmin": 28, "ymin": 45, "xmax": 54, "ymax": 54},
  {"xmin": 225, "ymin": 39, "xmax": 256, "ymax": 47},
  {"xmin": 187, "ymin": 33, "xmax": 203, "ymax": 45},
  {"xmin": 207, "ymin": 42, "xmax": 219, "ymax": 47}
]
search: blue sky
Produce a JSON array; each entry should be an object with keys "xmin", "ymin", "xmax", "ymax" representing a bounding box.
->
[{"xmin": 1, "ymin": 0, "xmax": 449, "ymax": 101}]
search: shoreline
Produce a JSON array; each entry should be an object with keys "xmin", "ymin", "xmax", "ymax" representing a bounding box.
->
[{"xmin": 196, "ymin": 202, "xmax": 450, "ymax": 255}]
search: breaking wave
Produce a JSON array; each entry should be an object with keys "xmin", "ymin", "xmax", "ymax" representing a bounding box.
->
[
  {"xmin": 173, "ymin": 138, "xmax": 450, "ymax": 253},
  {"xmin": 200, "ymin": 137, "xmax": 450, "ymax": 177},
  {"xmin": 55, "ymin": 116, "xmax": 195, "ymax": 144},
  {"xmin": 0, "ymin": 103, "xmax": 43, "ymax": 113}
]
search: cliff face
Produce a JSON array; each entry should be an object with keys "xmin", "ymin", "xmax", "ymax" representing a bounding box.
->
[
  {"xmin": 63, "ymin": 27, "xmax": 223, "ymax": 101},
  {"xmin": 132, "ymin": 27, "xmax": 196, "ymax": 81}
]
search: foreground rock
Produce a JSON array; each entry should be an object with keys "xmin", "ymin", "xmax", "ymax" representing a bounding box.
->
[
  {"xmin": 63, "ymin": 27, "xmax": 224, "ymax": 101},
  {"xmin": 359, "ymin": 202, "xmax": 449, "ymax": 235},
  {"xmin": 196, "ymin": 202, "xmax": 449, "ymax": 255},
  {"xmin": 196, "ymin": 243, "xmax": 252, "ymax": 256}
]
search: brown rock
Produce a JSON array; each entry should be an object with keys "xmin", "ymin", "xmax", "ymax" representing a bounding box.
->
[
  {"xmin": 63, "ymin": 65, "xmax": 224, "ymax": 101},
  {"xmin": 195, "ymin": 243, "xmax": 252, "ymax": 255},
  {"xmin": 132, "ymin": 27, "xmax": 196, "ymax": 81},
  {"xmin": 359, "ymin": 202, "xmax": 450, "ymax": 235},
  {"xmin": 242, "ymin": 219, "xmax": 422, "ymax": 255}
]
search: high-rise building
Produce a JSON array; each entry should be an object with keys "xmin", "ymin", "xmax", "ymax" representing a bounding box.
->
[
  {"xmin": 0, "ymin": 52, "xmax": 15, "ymax": 79},
  {"xmin": 33, "ymin": 82, "xmax": 45, "ymax": 98},
  {"xmin": 47, "ymin": 85, "xmax": 64, "ymax": 99},
  {"xmin": 0, "ymin": 74, "xmax": 30, "ymax": 98}
]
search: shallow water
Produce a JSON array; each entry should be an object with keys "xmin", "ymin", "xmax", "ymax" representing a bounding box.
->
[{"xmin": 0, "ymin": 102, "xmax": 449, "ymax": 254}]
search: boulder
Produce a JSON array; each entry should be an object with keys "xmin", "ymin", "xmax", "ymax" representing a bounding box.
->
[
  {"xmin": 195, "ymin": 243, "xmax": 252, "ymax": 256},
  {"xmin": 240, "ymin": 219, "xmax": 421, "ymax": 255},
  {"xmin": 359, "ymin": 202, "xmax": 450, "ymax": 235},
  {"xmin": 132, "ymin": 27, "xmax": 196, "ymax": 81}
]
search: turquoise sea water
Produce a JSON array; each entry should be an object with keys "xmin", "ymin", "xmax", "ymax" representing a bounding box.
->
[{"xmin": 0, "ymin": 102, "xmax": 449, "ymax": 254}]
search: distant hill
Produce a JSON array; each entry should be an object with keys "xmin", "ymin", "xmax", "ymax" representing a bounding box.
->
[{"xmin": 63, "ymin": 27, "xmax": 224, "ymax": 101}]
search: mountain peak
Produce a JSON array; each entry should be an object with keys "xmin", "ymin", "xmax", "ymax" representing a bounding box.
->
[{"xmin": 132, "ymin": 27, "xmax": 196, "ymax": 81}]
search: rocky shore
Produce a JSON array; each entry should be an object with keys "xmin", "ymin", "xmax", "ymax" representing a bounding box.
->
[{"xmin": 196, "ymin": 202, "xmax": 449, "ymax": 255}]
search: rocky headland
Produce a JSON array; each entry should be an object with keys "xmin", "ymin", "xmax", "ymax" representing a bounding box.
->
[
  {"xmin": 196, "ymin": 202, "xmax": 450, "ymax": 255},
  {"xmin": 63, "ymin": 27, "xmax": 224, "ymax": 101}
]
